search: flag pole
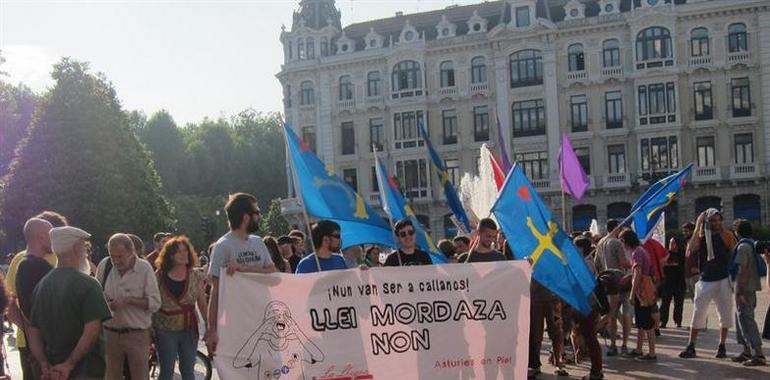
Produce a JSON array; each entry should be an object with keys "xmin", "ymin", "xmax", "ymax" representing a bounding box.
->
[
  {"xmin": 562, "ymin": 189, "xmax": 568, "ymax": 232},
  {"xmin": 283, "ymin": 125, "xmax": 322, "ymax": 272},
  {"xmin": 374, "ymin": 147, "xmax": 403, "ymax": 267}
]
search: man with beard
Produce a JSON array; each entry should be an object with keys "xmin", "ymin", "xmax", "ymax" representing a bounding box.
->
[
  {"xmin": 458, "ymin": 218, "xmax": 507, "ymax": 263},
  {"xmin": 295, "ymin": 220, "xmax": 348, "ymax": 273},
  {"xmin": 26, "ymin": 226, "xmax": 112, "ymax": 380},
  {"xmin": 97, "ymin": 233, "xmax": 161, "ymax": 380},
  {"xmin": 12, "ymin": 218, "xmax": 53, "ymax": 380},
  {"xmin": 383, "ymin": 219, "xmax": 433, "ymax": 267},
  {"xmin": 207, "ymin": 193, "xmax": 276, "ymax": 356}
]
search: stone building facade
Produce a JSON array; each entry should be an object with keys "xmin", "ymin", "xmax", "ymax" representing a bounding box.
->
[{"xmin": 277, "ymin": 0, "xmax": 770, "ymax": 237}]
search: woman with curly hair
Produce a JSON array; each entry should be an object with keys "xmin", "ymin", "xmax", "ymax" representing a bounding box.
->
[{"xmin": 153, "ymin": 236, "xmax": 208, "ymax": 380}]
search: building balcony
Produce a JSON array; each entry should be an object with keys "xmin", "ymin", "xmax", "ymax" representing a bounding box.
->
[
  {"xmin": 337, "ymin": 99, "xmax": 355, "ymax": 111},
  {"xmin": 635, "ymin": 58, "xmax": 674, "ymax": 70},
  {"xmin": 604, "ymin": 173, "xmax": 630, "ymax": 188},
  {"xmin": 469, "ymin": 82, "xmax": 489, "ymax": 94},
  {"xmin": 391, "ymin": 88, "xmax": 425, "ymax": 100},
  {"xmin": 600, "ymin": 66, "xmax": 624, "ymax": 80},
  {"xmin": 437, "ymin": 87, "xmax": 458, "ymax": 97},
  {"xmin": 566, "ymin": 70, "xmax": 588, "ymax": 83},
  {"xmin": 730, "ymin": 163, "xmax": 759, "ymax": 180},
  {"xmin": 365, "ymin": 95, "xmax": 384, "ymax": 105},
  {"xmin": 532, "ymin": 179, "xmax": 550, "ymax": 190},
  {"xmin": 727, "ymin": 51, "xmax": 750, "ymax": 65},
  {"xmin": 693, "ymin": 166, "xmax": 721, "ymax": 183},
  {"xmin": 368, "ymin": 193, "xmax": 381, "ymax": 205},
  {"xmin": 688, "ymin": 55, "xmax": 712, "ymax": 68}
]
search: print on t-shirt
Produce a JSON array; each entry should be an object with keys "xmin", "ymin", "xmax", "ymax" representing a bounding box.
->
[
  {"xmin": 235, "ymin": 250, "xmax": 266, "ymax": 265},
  {"xmin": 233, "ymin": 301, "xmax": 325, "ymax": 379}
]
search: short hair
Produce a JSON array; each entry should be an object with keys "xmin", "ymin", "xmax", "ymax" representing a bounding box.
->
[
  {"xmin": 153, "ymin": 232, "xmax": 171, "ymax": 242},
  {"xmin": 34, "ymin": 211, "xmax": 68, "ymax": 228},
  {"xmin": 606, "ymin": 219, "xmax": 620, "ymax": 233},
  {"xmin": 453, "ymin": 236, "xmax": 471, "ymax": 245},
  {"xmin": 127, "ymin": 234, "xmax": 144, "ymax": 256},
  {"xmin": 311, "ymin": 220, "xmax": 340, "ymax": 249},
  {"xmin": 437, "ymin": 239, "xmax": 455, "ymax": 258},
  {"xmin": 288, "ymin": 230, "xmax": 305, "ymax": 240},
  {"xmin": 107, "ymin": 233, "xmax": 135, "ymax": 254},
  {"xmin": 393, "ymin": 218, "xmax": 414, "ymax": 234},
  {"xmin": 733, "ymin": 219, "xmax": 753, "ymax": 239},
  {"xmin": 277, "ymin": 236, "xmax": 294, "ymax": 245},
  {"xmin": 573, "ymin": 236, "xmax": 593, "ymax": 257},
  {"xmin": 478, "ymin": 218, "xmax": 498, "ymax": 231},
  {"xmin": 156, "ymin": 236, "xmax": 198, "ymax": 273},
  {"xmin": 225, "ymin": 193, "xmax": 258, "ymax": 229},
  {"xmin": 365, "ymin": 245, "xmax": 380, "ymax": 256},
  {"xmin": 618, "ymin": 229, "xmax": 640, "ymax": 248},
  {"xmin": 682, "ymin": 222, "xmax": 695, "ymax": 230}
]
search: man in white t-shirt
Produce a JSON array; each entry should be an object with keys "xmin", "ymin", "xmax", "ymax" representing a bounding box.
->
[{"xmin": 206, "ymin": 193, "xmax": 276, "ymax": 356}]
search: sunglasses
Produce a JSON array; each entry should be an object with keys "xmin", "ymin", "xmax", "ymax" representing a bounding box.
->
[{"xmin": 398, "ymin": 229, "xmax": 416, "ymax": 238}]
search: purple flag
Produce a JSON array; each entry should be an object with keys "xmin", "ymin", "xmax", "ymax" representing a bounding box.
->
[
  {"xmin": 559, "ymin": 133, "xmax": 590, "ymax": 200},
  {"xmin": 495, "ymin": 111, "xmax": 512, "ymax": 172}
]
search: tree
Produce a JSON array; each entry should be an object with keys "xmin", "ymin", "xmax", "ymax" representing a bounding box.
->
[
  {"xmin": 138, "ymin": 110, "xmax": 186, "ymax": 193},
  {"xmin": 0, "ymin": 58, "xmax": 176, "ymax": 253},
  {"xmin": 0, "ymin": 82, "xmax": 37, "ymax": 177},
  {"xmin": 261, "ymin": 198, "xmax": 290, "ymax": 237}
]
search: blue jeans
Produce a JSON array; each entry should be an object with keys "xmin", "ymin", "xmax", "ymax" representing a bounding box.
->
[
  {"xmin": 735, "ymin": 292, "xmax": 763, "ymax": 352},
  {"xmin": 156, "ymin": 329, "xmax": 198, "ymax": 380}
]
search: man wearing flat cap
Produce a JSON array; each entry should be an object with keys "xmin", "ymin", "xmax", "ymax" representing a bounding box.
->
[{"xmin": 26, "ymin": 226, "xmax": 112, "ymax": 380}]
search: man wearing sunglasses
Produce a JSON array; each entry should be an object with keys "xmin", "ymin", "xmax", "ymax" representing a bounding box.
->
[
  {"xmin": 295, "ymin": 220, "xmax": 348, "ymax": 273},
  {"xmin": 383, "ymin": 219, "xmax": 433, "ymax": 267}
]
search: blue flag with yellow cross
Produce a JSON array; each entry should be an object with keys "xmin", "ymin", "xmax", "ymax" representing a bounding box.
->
[
  {"xmin": 284, "ymin": 124, "xmax": 395, "ymax": 250},
  {"xmin": 491, "ymin": 163, "xmax": 596, "ymax": 316},
  {"xmin": 631, "ymin": 163, "xmax": 693, "ymax": 240}
]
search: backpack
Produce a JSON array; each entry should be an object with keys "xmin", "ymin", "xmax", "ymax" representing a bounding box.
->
[
  {"xmin": 597, "ymin": 269, "xmax": 625, "ymax": 295},
  {"xmin": 728, "ymin": 238, "xmax": 767, "ymax": 281}
]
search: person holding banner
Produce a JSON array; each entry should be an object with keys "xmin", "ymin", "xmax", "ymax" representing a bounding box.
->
[
  {"xmin": 458, "ymin": 218, "xmax": 506, "ymax": 263},
  {"xmin": 383, "ymin": 219, "xmax": 433, "ymax": 267},
  {"xmin": 679, "ymin": 209, "xmax": 736, "ymax": 359},
  {"xmin": 206, "ymin": 193, "xmax": 276, "ymax": 356},
  {"xmin": 295, "ymin": 220, "xmax": 348, "ymax": 273}
]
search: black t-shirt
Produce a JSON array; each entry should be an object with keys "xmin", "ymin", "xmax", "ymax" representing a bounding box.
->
[
  {"xmin": 16, "ymin": 255, "xmax": 53, "ymax": 318},
  {"xmin": 698, "ymin": 233, "xmax": 731, "ymax": 282},
  {"xmin": 459, "ymin": 250, "xmax": 507, "ymax": 263},
  {"xmin": 163, "ymin": 274, "xmax": 186, "ymax": 298},
  {"xmin": 288, "ymin": 255, "xmax": 301, "ymax": 274},
  {"xmin": 384, "ymin": 249, "xmax": 433, "ymax": 267}
]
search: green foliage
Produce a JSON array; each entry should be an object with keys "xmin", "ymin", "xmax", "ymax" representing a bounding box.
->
[
  {"xmin": 137, "ymin": 110, "xmax": 185, "ymax": 193},
  {"xmin": 168, "ymin": 194, "xmax": 228, "ymax": 252},
  {"xmin": 0, "ymin": 82, "xmax": 37, "ymax": 177},
  {"xmin": 261, "ymin": 198, "xmax": 290, "ymax": 237},
  {"xmin": 0, "ymin": 58, "xmax": 176, "ymax": 253}
]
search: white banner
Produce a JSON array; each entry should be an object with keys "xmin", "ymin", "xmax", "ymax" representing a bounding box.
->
[{"xmin": 214, "ymin": 262, "xmax": 531, "ymax": 380}]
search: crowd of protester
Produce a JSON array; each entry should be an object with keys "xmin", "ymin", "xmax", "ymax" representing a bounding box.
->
[{"xmin": 0, "ymin": 192, "xmax": 769, "ymax": 380}]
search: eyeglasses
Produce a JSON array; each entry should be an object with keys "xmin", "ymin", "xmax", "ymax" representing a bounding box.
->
[{"xmin": 398, "ymin": 229, "xmax": 416, "ymax": 238}]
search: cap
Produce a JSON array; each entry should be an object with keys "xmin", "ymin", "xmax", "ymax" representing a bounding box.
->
[{"xmin": 50, "ymin": 226, "xmax": 91, "ymax": 255}]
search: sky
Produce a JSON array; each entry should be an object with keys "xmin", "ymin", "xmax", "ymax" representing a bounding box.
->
[{"xmin": 1, "ymin": 0, "xmax": 477, "ymax": 125}]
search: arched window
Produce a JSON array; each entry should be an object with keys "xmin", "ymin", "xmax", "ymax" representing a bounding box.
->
[
  {"xmin": 568, "ymin": 43, "xmax": 585, "ymax": 72},
  {"xmin": 471, "ymin": 56, "xmax": 486, "ymax": 84},
  {"xmin": 607, "ymin": 202, "xmax": 632, "ymax": 221},
  {"xmin": 572, "ymin": 205, "xmax": 597, "ymax": 232},
  {"xmin": 391, "ymin": 60, "xmax": 422, "ymax": 92},
  {"xmin": 695, "ymin": 196, "xmax": 721, "ymax": 215},
  {"xmin": 287, "ymin": 40, "xmax": 293, "ymax": 60},
  {"xmin": 510, "ymin": 49, "xmax": 543, "ymax": 88},
  {"xmin": 339, "ymin": 75, "xmax": 353, "ymax": 101},
  {"xmin": 439, "ymin": 61, "xmax": 455, "ymax": 88},
  {"xmin": 734, "ymin": 194, "xmax": 761, "ymax": 223},
  {"xmin": 367, "ymin": 71, "xmax": 381, "ymax": 97},
  {"xmin": 690, "ymin": 27, "xmax": 709, "ymax": 57},
  {"xmin": 300, "ymin": 81, "xmax": 314, "ymax": 105},
  {"xmin": 728, "ymin": 23, "xmax": 748, "ymax": 53},
  {"xmin": 602, "ymin": 39, "xmax": 620, "ymax": 67},
  {"xmin": 297, "ymin": 38, "xmax": 305, "ymax": 59},
  {"xmin": 306, "ymin": 37, "xmax": 315, "ymax": 59},
  {"xmin": 636, "ymin": 26, "xmax": 672, "ymax": 61},
  {"xmin": 320, "ymin": 37, "xmax": 329, "ymax": 57}
]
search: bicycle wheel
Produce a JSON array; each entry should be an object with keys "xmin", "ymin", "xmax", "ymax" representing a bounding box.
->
[{"xmin": 193, "ymin": 350, "xmax": 212, "ymax": 380}]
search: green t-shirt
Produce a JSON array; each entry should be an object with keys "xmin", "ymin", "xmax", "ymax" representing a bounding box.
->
[
  {"xmin": 734, "ymin": 242, "xmax": 762, "ymax": 293},
  {"xmin": 30, "ymin": 268, "xmax": 112, "ymax": 378}
]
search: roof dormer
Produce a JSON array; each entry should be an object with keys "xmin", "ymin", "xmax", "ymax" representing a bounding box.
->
[
  {"xmin": 336, "ymin": 32, "xmax": 354, "ymax": 54},
  {"xmin": 509, "ymin": 0, "xmax": 536, "ymax": 29},
  {"xmin": 466, "ymin": 10, "xmax": 488, "ymax": 34},
  {"xmin": 598, "ymin": 0, "xmax": 620, "ymax": 15},
  {"xmin": 435, "ymin": 15, "xmax": 457, "ymax": 39},
  {"xmin": 564, "ymin": 0, "xmax": 586, "ymax": 20},
  {"xmin": 364, "ymin": 28, "xmax": 383, "ymax": 50},
  {"xmin": 639, "ymin": 0, "xmax": 666, "ymax": 9},
  {"xmin": 398, "ymin": 20, "xmax": 420, "ymax": 44}
]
